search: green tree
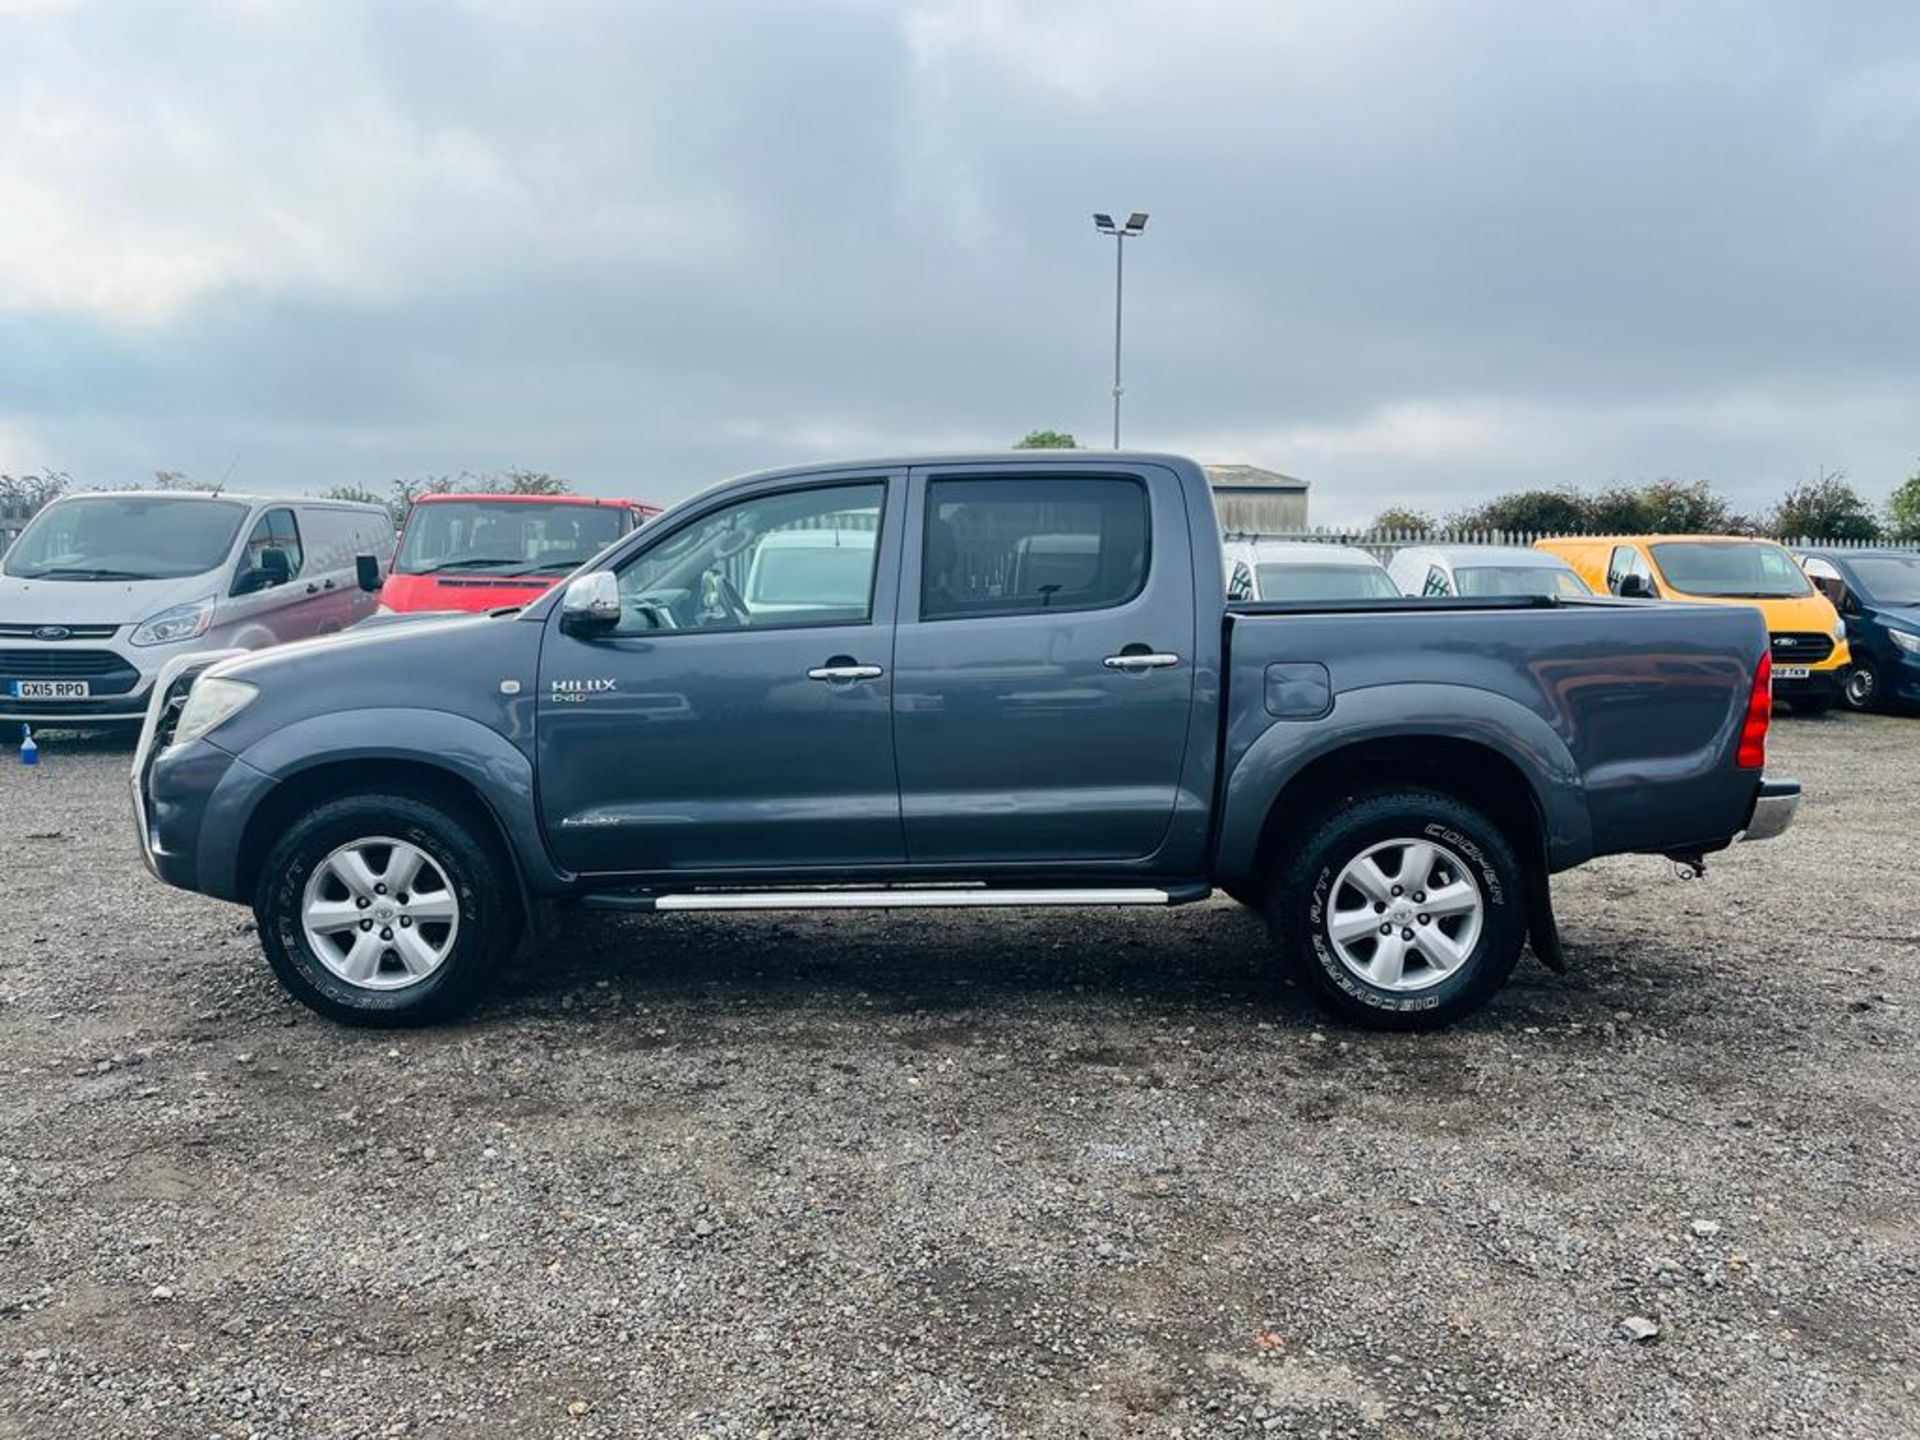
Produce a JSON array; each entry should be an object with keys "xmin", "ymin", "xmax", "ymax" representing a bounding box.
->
[
  {"xmin": 388, "ymin": 469, "xmax": 575, "ymax": 525},
  {"xmin": 145, "ymin": 469, "xmax": 218, "ymax": 492},
  {"xmin": 315, "ymin": 483, "xmax": 384, "ymax": 507},
  {"xmin": 0, "ymin": 470, "xmax": 70, "ymax": 513},
  {"xmin": 1013, "ymin": 429, "xmax": 1079, "ymax": 449},
  {"xmin": 1371, "ymin": 506, "xmax": 1436, "ymax": 534},
  {"xmin": 1769, "ymin": 469, "xmax": 1881, "ymax": 541},
  {"xmin": 1446, "ymin": 488, "xmax": 1587, "ymax": 536},
  {"xmin": 1887, "ymin": 469, "xmax": 1920, "ymax": 542},
  {"xmin": 1636, "ymin": 479, "xmax": 1734, "ymax": 533},
  {"xmin": 1582, "ymin": 485, "xmax": 1653, "ymax": 533}
]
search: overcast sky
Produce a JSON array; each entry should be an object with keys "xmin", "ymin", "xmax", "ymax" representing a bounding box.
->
[{"xmin": 3, "ymin": 0, "xmax": 1917, "ymax": 524}]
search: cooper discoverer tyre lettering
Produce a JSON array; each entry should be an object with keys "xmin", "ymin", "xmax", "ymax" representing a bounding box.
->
[
  {"xmin": 1266, "ymin": 788, "xmax": 1527, "ymax": 1031},
  {"xmin": 254, "ymin": 791, "xmax": 518, "ymax": 1026}
]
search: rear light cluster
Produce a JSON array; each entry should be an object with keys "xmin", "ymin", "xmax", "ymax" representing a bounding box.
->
[{"xmin": 1737, "ymin": 651, "xmax": 1772, "ymax": 769}]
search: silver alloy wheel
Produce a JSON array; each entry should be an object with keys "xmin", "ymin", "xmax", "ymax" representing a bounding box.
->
[
  {"xmin": 1845, "ymin": 665, "xmax": 1876, "ymax": 709},
  {"xmin": 300, "ymin": 836, "xmax": 460, "ymax": 991},
  {"xmin": 1325, "ymin": 837, "xmax": 1484, "ymax": 993}
]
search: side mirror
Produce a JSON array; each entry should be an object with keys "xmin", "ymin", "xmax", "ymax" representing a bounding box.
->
[
  {"xmin": 1618, "ymin": 573, "xmax": 1654, "ymax": 599},
  {"xmin": 560, "ymin": 571, "xmax": 621, "ymax": 635},
  {"xmin": 355, "ymin": 553, "xmax": 383, "ymax": 593}
]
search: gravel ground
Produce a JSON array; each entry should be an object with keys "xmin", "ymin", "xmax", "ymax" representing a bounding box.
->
[{"xmin": 0, "ymin": 716, "xmax": 1915, "ymax": 1439}]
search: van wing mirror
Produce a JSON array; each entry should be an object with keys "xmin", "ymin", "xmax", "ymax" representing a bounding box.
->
[
  {"xmin": 1618, "ymin": 573, "xmax": 1654, "ymax": 599},
  {"xmin": 356, "ymin": 553, "xmax": 383, "ymax": 593},
  {"xmin": 560, "ymin": 571, "xmax": 621, "ymax": 634}
]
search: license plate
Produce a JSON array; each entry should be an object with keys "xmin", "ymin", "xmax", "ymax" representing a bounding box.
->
[
  {"xmin": 1775, "ymin": 666, "xmax": 1811, "ymax": 681},
  {"xmin": 9, "ymin": 680, "xmax": 91, "ymax": 699}
]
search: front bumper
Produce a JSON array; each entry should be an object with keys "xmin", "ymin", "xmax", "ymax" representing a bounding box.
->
[
  {"xmin": 1739, "ymin": 778, "xmax": 1800, "ymax": 843},
  {"xmin": 1883, "ymin": 647, "xmax": 1920, "ymax": 704},
  {"xmin": 130, "ymin": 650, "xmax": 248, "ymax": 890},
  {"xmin": 1771, "ymin": 667, "xmax": 1845, "ymax": 702}
]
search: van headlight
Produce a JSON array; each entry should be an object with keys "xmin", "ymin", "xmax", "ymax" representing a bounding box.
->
[
  {"xmin": 1832, "ymin": 617, "xmax": 1847, "ymax": 641},
  {"xmin": 131, "ymin": 595, "xmax": 216, "ymax": 647},
  {"xmin": 1890, "ymin": 629, "xmax": 1920, "ymax": 656},
  {"xmin": 173, "ymin": 677, "xmax": 258, "ymax": 745}
]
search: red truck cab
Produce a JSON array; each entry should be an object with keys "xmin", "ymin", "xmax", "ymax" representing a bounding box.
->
[{"xmin": 380, "ymin": 494, "xmax": 660, "ymax": 615}]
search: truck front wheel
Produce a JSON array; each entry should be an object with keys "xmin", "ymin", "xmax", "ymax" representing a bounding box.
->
[
  {"xmin": 254, "ymin": 792, "xmax": 519, "ymax": 1026},
  {"xmin": 1267, "ymin": 789, "xmax": 1526, "ymax": 1030}
]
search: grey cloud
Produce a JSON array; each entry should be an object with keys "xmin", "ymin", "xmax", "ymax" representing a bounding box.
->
[{"xmin": 2, "ymin": 1, "xmax": 1918, "ymax": 523}]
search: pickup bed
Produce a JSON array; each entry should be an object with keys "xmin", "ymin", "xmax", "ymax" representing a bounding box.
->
[{"xmin": 133, "ymin": 452, "xmax": 1798, "ymax": 1029}]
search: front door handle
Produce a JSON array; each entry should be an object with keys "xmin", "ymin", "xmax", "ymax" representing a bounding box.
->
[
  {"xmin": 1103, "ymin": 650, "xmax": 1181, "ymax": 671},
  {"xmin": 807, "ymin": 660, "xmax": 885, "ymax": 682}
]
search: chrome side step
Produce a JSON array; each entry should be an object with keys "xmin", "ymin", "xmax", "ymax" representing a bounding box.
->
[{"xmin": 579, "ymin": 885, "xmax": 1206, "ymax": 913}]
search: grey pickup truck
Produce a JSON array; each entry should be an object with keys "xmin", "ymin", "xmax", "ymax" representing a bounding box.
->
[{"xmin": 132, "ymin": 452, "xmax": 1798, "ymax": 1030}]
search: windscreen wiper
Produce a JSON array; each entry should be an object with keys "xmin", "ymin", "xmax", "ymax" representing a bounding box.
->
[
  {"xmin": 26, "ymin": 566, "xmax": 162, "ymax": 580},
  {"xmin": 415, "ymin": 558, "xmax": 527, "ymax": 573}
]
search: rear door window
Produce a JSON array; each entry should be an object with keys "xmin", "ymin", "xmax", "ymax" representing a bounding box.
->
[{"xmin": 920, "ymin": 476, "xmax": 1148, "ymax": 620}]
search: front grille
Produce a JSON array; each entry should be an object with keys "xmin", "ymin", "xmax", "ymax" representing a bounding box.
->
[
  {"xmin": 0, "ymin": 623, "xmax": 119, "ymax": 639},
  {"xmin": 0, "ymin": 648, "xmax": 135, "ymax": 677},
  {"xmin": 1770, "ymin": 633, "xmax": 1834, "ymax": 665},
  {"xmin": 0, "ymin": 648, "xmax": 142, "ymax": 696}
]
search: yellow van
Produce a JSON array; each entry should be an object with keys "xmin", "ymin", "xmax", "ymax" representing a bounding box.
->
[{"xmin": 1536, "ymin": 535, "xmax": 1851, "ymax": 714}]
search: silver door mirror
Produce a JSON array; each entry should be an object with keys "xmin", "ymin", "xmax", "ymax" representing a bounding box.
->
[{"xmin": 560, "ymin": 571, "xmax": 621, "ymax": 633}]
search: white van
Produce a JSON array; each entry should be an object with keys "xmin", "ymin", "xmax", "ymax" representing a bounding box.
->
[
  {"xmin": 742, "ymin": 526, "xmax": 878, "ymax": 621},
  {"xmin": 1220, "ymin": 538, "xmax": 1399, "ymax": 602},
  {"xmin": 0, "ymin": 492, "xmax": 393, "ymax": 726},
  {"xmin": 1386, "ymin": 544, "xmax": 1593, "ymax": 599}
]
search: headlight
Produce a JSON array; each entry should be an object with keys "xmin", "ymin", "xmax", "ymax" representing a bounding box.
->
[
  {"xmin": 173, "ymin": 677, "xmax": 258, "ymax": 745},
  {"xmin": 1833, "ymin": 617, "xmax": 1847, "ymax": 641},
  {"xmin": 131, "ymin": 595, "xmax": 216, "ymax": 647},
  {"xmin": 1890, "ymin": 629, "xmax": 1920, "ymax": 656}
]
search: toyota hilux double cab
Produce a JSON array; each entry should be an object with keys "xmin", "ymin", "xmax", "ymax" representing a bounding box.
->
[{"xmin": 132, "ymin": 453, "xmax": 1798, "ymax": 1030}]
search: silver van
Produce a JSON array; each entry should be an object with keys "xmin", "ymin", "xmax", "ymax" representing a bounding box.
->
[{"xmin": 0, "ymin": 492, "xmax": 393, "ymax": 726}]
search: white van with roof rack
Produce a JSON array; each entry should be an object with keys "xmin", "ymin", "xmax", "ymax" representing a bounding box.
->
[{"xmin": 0, "ymin": 491, "xmax": 392, "ymax": 727}]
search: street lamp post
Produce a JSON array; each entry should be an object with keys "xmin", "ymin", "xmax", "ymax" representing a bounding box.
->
[{"xmin": 1093, "ymin": 211, "xmax": 1148, "ymax": 448}]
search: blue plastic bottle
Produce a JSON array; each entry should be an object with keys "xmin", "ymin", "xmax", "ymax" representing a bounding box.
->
[{"xmin": 19, "ymin": 725, "xmax": 36, "ymax": 766}]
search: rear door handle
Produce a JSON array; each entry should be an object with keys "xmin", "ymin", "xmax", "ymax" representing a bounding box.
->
[
  {"xmin": 807, "ymin": 661, "xmax": 885, "ymax": 682},
  {"xmin": 1103, "ymin": 651, "xmax": 1181, "ymax": 671}
]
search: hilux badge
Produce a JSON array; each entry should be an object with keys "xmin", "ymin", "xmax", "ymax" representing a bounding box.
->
[{"xmin": 549, "ymin": 677, "xmax": 618, "ymax": 704}]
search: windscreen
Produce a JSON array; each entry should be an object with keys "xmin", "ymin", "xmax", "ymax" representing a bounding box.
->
[
  {"xmin": 396, "ymin": 500, "xmax": 629, "ymax": 576},
  {"xmin": 1454, "ymin": 565, "xmax": 1592, "ymax": 598},
  {"xmin": 1649, "ymin": 541, "xmax": 1812, "ymax": 598},
  {"xmin": 2, "ymin": 496, "xmax": 250, "ymax": 580},
  {"xmin": 1847, "ymin": 554, "xmax": 1920, "ymax": 604},
  {"xmin": 1254, "ymin": 563, "xmax": 1400, "ymax": 601}
]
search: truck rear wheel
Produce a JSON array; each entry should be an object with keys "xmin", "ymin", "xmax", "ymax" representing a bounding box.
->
[
  {"xmin": 1266, "ymin": 789, "xmax": 1526, "ymax": 1030},
  {"xmin": 254, "ymin": 792, "xmax": 519, "ymax": 1026}
]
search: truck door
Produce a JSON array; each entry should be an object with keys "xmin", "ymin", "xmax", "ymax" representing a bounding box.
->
[
  {"xmin": 891, "ymin": 463, "xmax": 1198, "ymax": 864},
  {"xmin": 535, "ymin": 473, "xmax": 906, "ymax": 874}
]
